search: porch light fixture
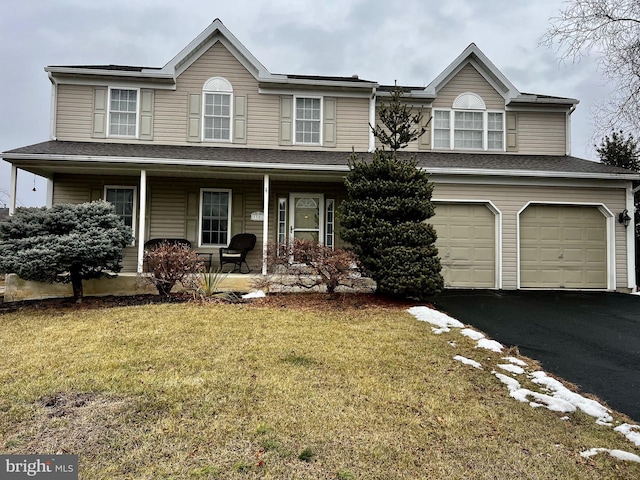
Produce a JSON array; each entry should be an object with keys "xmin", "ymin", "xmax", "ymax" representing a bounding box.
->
[{"xmin": 618, "ymin": 209, "xmax": 632, "ymax": 227}]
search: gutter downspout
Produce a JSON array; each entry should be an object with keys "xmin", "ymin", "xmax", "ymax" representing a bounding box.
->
[
  {"xmin": 626, "ymin": 181, "xmax": 636, "ymax": 290},
  {"xmin": 368, "ymin": 88, "xmax": 376, "ymax": 152},
  {"xmin": 48, "ymin": 72, "xmax": 58, "ymax": 140},
  {"xmin": 566, "ymin": 104, "xmax": 576, "ymax": 156},
  {"xmin": 9, "ymin": 164, "xmax": 17, "ymax": 215},
  {"xmin": 137, "ymin": 170, "xmax": 147, "ymax": 273}
]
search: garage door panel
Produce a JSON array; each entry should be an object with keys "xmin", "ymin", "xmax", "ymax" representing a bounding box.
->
[
  {"xmin": 540, "ymin": 248, "xmax": 561, "ymax": 262},
  {"xmin": 540, "ymin": 226, "xmax": 560, "ymax": 241},
  {"xmin": 433, "ymin": 203, "xmax": 496, "ymax": 288},
  {"xmin": 520, "ymin": 205, "xmax": 607, "ymax": 289}
]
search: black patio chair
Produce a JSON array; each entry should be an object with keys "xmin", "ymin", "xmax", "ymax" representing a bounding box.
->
[{"xmin": 219, "ymin": 233, "xmax": 257, "ymax": 274}]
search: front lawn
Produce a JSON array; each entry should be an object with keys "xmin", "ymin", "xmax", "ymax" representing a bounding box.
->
[{"xmin": 0, "ymin": 297, "xmax": 638, "ymax": 479}]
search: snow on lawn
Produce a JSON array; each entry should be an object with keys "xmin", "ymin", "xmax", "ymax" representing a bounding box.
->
[
  {"xmin": 580, "ymin": 448, "xmax": 640, "ymax": 463},
  {"xmin": 242, "ymin": 290, "xmax": 266, "ymax": 299},
  {"xmin": 408, "ymin": 305, "xmax": 640, "ymax": 462},
  {"xmin": 454, "ymin": 355, "xmax": 482, "ymax": 369},
  {"xmin": 407, "ymin": 306, "xmax": 464, "ymax": 333}
]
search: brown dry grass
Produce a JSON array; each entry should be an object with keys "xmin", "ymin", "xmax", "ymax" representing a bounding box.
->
[{"xmin": 0, "ymin": 293, "xmax": 638, "ymax": 479}]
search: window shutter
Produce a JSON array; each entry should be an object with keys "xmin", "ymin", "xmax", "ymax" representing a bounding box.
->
[
  {"xmin": 323, "ymin": 97, "xmax": 337, "ymax": 147},
  {"xmin": 139, "ymin": 89, "xmax": 154, "ymax": 141},
  {"xmin": 418, "ymin": 109, "xmax": 432, "ymax": 150},
  {"xmin": 232, "ymin": 192, "xmax": 245, "ymax": 235},
  {"xmin": 280, "ymin": 96, "xmax": 293, "ymax": 145},
  {"xmin": 506, "ymin": 112, "xmax": 517, "ymax": 151},
  {"xmin": 233, "ymin": 95, "xmax": 247, "ymax": 144},
  {"xmin": 92, "ymin": 87, "xmax": 107, "ymax": 138},
  {"xmin": 186, "ymin": 191, "xmax": 198, "ymax": 243},
  {"xmin": 187, "ymin": 94, "xmax": 201, "ymax": 143}
]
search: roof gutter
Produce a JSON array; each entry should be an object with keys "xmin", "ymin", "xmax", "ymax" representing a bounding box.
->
[{"xmin": 4, "ymin": 152, "xmax": 640, "ymax": 181}]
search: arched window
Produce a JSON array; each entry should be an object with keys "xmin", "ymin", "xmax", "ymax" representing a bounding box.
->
[
  {"xmin": 433, "ymin": 92, "xmax": 504, "ymax": 151},
  {"xmin": 202, "ymin": 77, "xmax": 233, "ymax": 141}
]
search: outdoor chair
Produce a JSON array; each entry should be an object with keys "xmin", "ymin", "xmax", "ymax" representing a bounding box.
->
[{"xmin": 219, "ymin": 233, "xmax": 257, "ymax": 274}]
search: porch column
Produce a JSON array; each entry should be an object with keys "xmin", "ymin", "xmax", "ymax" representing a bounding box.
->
[
  {"xmin": 262, "ymin": 174, "xmax": 270, "ymax": 275},
  {"xmin": 9, "ymin": 164, "xmax": 17, "ymax": 215},
  {"xmin": 46, "ymin": 177, "xmax": 54, "ymax": 207},
  {"xmin": 137, "ymin": 169, "xmax": 147, "ymax": 273}
]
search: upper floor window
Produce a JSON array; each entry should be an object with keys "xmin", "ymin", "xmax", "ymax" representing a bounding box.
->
[
  {"xmin": 295, "ymin": 97, "xmax": 321, "ymax": 144},
  {"xmin": 105, "ymin": 186, "xmax": 136, "ymax": 243},
  {"xmin": 433, "ymin": 92, "xmax": 504, "ymax": 151},
  {"xmin": 109, "ymin": 88, "xmax": 138, "ymax": 137},
  {"xmin": 203, "ymin": 77, "xmax": 233, "ymax": 142}
]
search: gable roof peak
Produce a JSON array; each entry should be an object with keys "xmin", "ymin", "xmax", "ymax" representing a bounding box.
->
[
  {"xmin": 424, "ymin": 43, "xmax": 520, "ymax": 101},
  {"xmin": 160, "ymin": 18, "xmax": 278, "ymax": 81}
]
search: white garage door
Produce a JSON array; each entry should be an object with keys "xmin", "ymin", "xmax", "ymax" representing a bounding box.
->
[
  {"xmin": 431, "ymin": 203, "xmax": 496, "ymax": 288},
  {"xmin": 520, "ymin": 205, "xmax": 607, "ymax": 289}
]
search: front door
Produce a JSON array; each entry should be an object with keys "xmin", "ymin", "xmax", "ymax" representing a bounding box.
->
[{"xmin": 289, "ymin": 193, "xmax": 324, "ymax": 243}]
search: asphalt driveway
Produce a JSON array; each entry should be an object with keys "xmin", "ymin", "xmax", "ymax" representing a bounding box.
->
[{"xmin": 433, "ymin": 290, "xmax": 640, "ymax": 422}]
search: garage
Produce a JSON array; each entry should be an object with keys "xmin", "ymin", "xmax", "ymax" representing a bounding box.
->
[
  {"xmin": 431, "ymin": 203, "xmax": 496, "ymax": 288},
  {"xmin": 519, "ymin": 204, "xmax": 607, "ymax": 289}
]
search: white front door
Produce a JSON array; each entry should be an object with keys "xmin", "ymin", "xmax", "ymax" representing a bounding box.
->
[{"xmin": 289, "ymin": 193, "xmax": 324, "ymax": 243}]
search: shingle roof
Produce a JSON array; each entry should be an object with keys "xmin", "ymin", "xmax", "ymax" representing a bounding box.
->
[
  {"xmin": 47, "ymin": 65, "xmax": 161, "ymax": 72},
  {"xmin": 3, "ymin": 141, "xmax": 636, "ymax": 178}
]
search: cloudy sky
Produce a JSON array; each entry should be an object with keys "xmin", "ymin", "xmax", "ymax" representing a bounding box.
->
[{"xmin": 0, "ymin": 0, "xmax": 612, "ymax": 207}]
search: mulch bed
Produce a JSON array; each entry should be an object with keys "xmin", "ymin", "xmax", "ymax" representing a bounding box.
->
[{"xmin": 0, "ymin": 292, "xmax": 423, "ymax": 314}]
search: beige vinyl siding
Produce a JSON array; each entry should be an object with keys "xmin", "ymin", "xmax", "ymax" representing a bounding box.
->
[
  {"xmin": 516, "ymin": 111, "xmax": 567, "ymax": 155},
  {"xmin": 155, "ymin": 42, "xmax": 267, "ymax": 146},
  {"xmin": 432, "ymin": 181, "xmax": 627, "ymax": 289},
  {"xmin": 432, "ymin": 64, "xmax": 505, "ymax": 110},
  {"xmin": 56, "ymin": 84, "xmax": 95, "ymax": 140},
  {"xmin": 335, "ymin": 97, "xmax": 369, "ymax": 151}
]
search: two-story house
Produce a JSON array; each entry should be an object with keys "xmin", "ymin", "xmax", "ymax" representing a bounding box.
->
[{"xmin": 3, "ymin": 19, "xmax": 638, "ymax": 300}]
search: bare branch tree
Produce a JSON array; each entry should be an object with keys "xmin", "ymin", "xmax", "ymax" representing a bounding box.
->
[{"xmin": 542, "ymin": 0, "xmax": 640, "ymax": 134}]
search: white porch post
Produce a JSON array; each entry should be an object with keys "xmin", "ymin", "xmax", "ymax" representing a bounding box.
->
[
  {"xmin": 9, "ymin": 164, "xmax": 17, "ymax": 215},
  {"xmin": 262, "ymin": 174, "xmax": 270, "ymax": 275},
  {"xmin": 46, "ymin": 178, "xmax": 54, "ymax": 207},
  {"xmin": 137, "ymin": 169, "xmax": 147, "ymax": 273}
]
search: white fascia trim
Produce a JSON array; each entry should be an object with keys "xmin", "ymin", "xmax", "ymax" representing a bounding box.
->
[
  {"xmin": 258, "ymin": 87, "xmax": 373, "ymax": 98},
  {"xmin": 50, "ymin": 75, "xmax": 176, "ymax": 90},
  {"xmin": 432, "ymin": 198, "xmax": 503, "ymax": 289},
  {"xmin": 6, "ymin": 152, "xmax": 640, "ymax": 181},
  {"xmin": 45, "ymin": 66, "xmax": 175, "ymax": 80},
  {"xmin": 4, "ymin": 153, "xmax": 352, "ymax": 172},
  {"xmin": 516, "ymin": 201, "xmax": 616, "ymax": 290}
]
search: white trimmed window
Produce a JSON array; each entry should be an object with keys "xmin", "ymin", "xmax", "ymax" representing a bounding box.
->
[
  {"xmin": 433, "ymin": 92, "xmax": 504, "ymax": 151},
  {"xmin": 203, "ymin": 77, "xmax": 233, "ymax": 142},
  {"xmin": 109, "ymin": 88, "xmax": 138, "ymax": 137},
  {"xmin": 105, "ymin": 186, "xmax": 136, "ymax": 242},
  {"xmin": 295, "ymin": 97, "xmax": 321, "ymax": 144},
  {"xmin": 199, "ymin": 189, "xmax": 232, "ymax": 246}
]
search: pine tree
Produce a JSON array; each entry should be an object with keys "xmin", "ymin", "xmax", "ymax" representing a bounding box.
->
[
  {"xmin": 0, "ymin": 201, "xmax": 133, "ymax": 302},
  {"xmin": 339, "ymin": 87, "xmax": 443, "ymax": 299}
]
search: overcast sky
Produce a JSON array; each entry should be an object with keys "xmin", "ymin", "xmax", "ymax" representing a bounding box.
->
[{"xmin": 0, "ymin": 0, "xmax": 612, "ymax": 208}]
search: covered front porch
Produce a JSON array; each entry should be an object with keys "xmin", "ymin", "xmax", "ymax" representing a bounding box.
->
[{"xmin": 3, "ymin": 141, "xmax": 357, "ymax": 300}]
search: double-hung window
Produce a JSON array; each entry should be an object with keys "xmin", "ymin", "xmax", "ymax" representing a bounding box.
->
[
  {"xmin": 105, "ymin": 186, "xmax": 136, "ymax": 242},
  {"xmin": 199, "ymin": 189, "xmax": 232, "ymax": 246},
  {"xmin": 203, "ymin": 77, "xmax": 233, "ymax": 142},
  {"xmin": 295, "ymin": 97, "xmax": 321, "ymax": 144},
  {"xmin": 433, "ymin": 92, "xmax": 504, "ymax": 151},
  {"xmin": 109, "ymin": 88, "xmax": 138, "ymax": 137}
]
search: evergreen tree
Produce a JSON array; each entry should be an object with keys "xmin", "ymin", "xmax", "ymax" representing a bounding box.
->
[
  {"xmin": 596, "ymin": 130, "xmax": 640, "ymax": 172},
  {"xmin": 339, "ymin": 87, "xmax": 443, "ymax": 299},
  {"xmin": 0, "ymin": 201, "xmax": 133, "ymax": 302}
]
